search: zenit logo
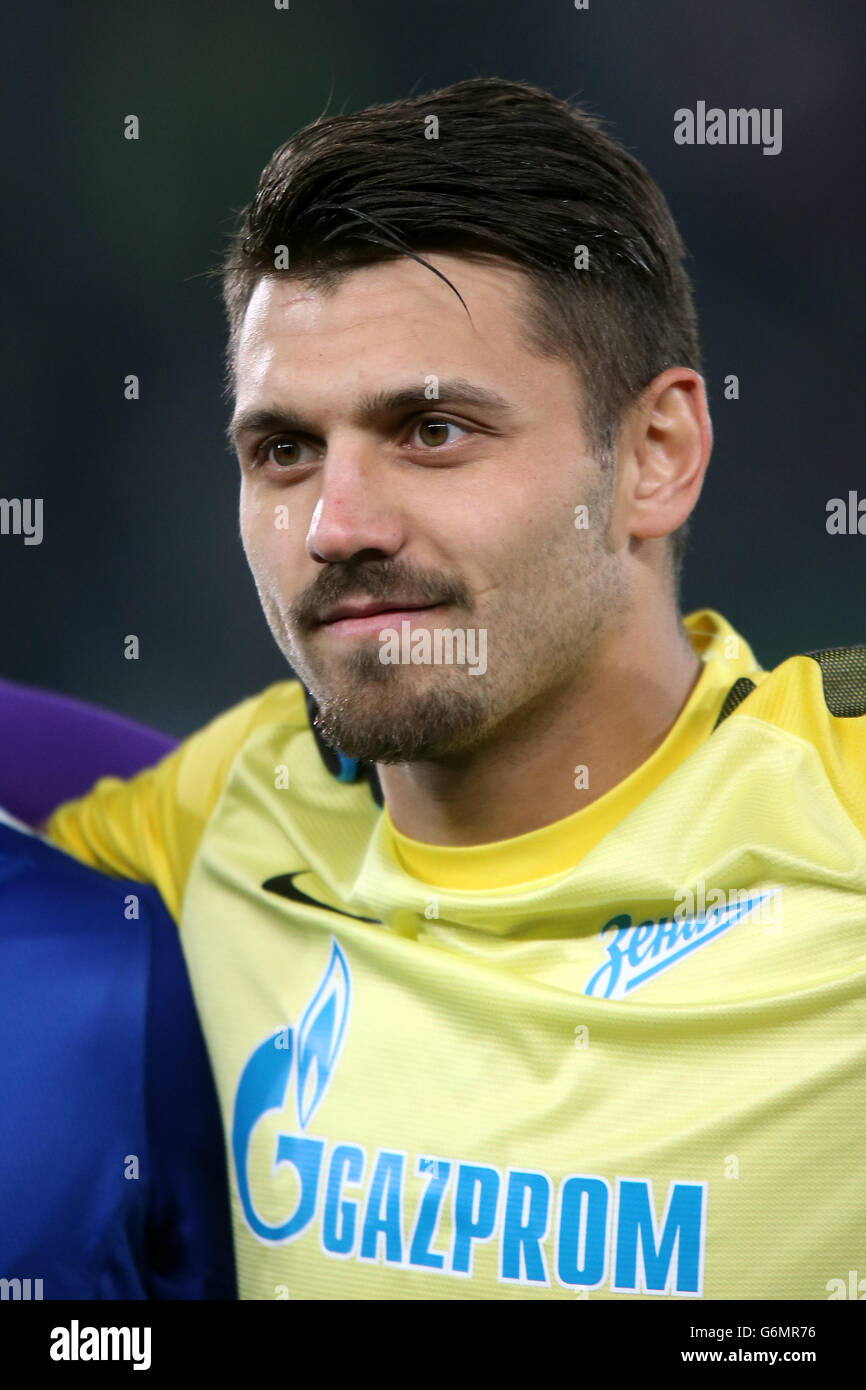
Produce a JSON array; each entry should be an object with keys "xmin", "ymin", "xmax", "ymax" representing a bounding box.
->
[
  {"xmin": 231, "ymin": 938, "xmax": 707, "ymax": 1296},
  {"xmin": 585, "ymin": 893, "xmax": 774, "ymax": 1000}
]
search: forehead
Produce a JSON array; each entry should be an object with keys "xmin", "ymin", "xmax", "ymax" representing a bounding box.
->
[{"xmin": 233, "ymin": 253, "xmax": 553, "ymax": 400}]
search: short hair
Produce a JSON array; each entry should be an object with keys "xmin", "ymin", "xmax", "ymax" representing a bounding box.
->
[{"xmin": 221, "ymin": 76, "xmax": 704, "ymax": 589}]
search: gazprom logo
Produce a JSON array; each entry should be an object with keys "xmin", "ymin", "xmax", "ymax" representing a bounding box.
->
[{"xmin": 230, "ymin": 937, "xmax": 707, "ymax": 1295}]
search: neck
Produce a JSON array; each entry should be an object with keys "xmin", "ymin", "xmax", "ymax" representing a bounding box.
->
[{"xmin": 377, "ymin": 604, "xmax": 701, "ymax": 847}]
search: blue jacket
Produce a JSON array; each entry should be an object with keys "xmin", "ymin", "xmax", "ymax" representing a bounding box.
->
[{"xmin": 0, "ymin": 816, "xmax": 236, "ymax": 1298}]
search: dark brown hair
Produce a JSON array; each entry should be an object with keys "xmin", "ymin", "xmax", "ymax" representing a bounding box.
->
[{"xmin": 221, "ymin": 77, "xmax": 703, "ymax": 585}]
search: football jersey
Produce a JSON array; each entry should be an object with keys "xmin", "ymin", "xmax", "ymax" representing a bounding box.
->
[{"xmin": 44, "ymin": 608, "xmax": 866, "ymax": 1300}]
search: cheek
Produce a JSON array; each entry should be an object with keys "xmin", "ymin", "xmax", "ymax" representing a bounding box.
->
[
  {"xmin": 240, "ymin": 489, "xmax": 309, "ymax": 609},
  {"xmin": 240, "ymin": 481, "xmax": 278, "ymax": 554},
  {"xmin": 240, "ymin": 490, "xmax": 279, "ymax": 588},
  {"xmin": 462, "ymin": 488, "xmax": 564, "ymax": 581},
  {"xmin": 238, "ymin": 479, "xmax": 256, "ymax": 554}
]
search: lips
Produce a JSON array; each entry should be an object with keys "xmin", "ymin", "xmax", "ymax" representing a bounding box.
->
[{"xmin": 319, "ymin": 598, "xmax": 440, "ymax": 625}]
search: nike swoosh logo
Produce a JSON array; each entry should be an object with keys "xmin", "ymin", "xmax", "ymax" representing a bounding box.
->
[{"xmin": 262, "ymin": 872, "xmax": 381, "ymax": 923}]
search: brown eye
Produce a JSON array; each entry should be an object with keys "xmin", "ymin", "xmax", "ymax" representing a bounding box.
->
[
  {"xmin": 263, "ymin": 438, "xmax": 316, "ymax": 468},
  {"xmin": 414, "ymin": 420, "xmax": 467, "ymax": 448}
]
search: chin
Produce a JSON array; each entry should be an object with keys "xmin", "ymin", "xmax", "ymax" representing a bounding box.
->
[{"xmin": 312, "ymin": 675, "xmax": 492, "ymax": 764}]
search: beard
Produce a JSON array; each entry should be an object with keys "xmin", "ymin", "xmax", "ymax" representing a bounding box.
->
[
  {"xmin": 313, "ymin": 661, "xmax": 492, "ymax": 762},
  {"xmin": 276, "ymin": 617, "xmax": 496, "ymax": 763}
]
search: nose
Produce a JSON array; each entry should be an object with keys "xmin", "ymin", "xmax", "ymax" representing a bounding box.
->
[{"xmin": 306, "ymin": 436, "xmax": 406, "ymax": 564}]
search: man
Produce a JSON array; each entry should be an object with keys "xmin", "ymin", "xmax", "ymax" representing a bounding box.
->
[{"xmin": 25, "ymin": 77, "xmax": 866, "ymax": 1299}]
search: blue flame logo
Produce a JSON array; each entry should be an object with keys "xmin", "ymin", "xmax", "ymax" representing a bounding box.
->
[
  {"xmin": 296, "ymin": 940, "xmax": 350, "ymax": 1129},
  {"xmin": 231, "ymin": 938, "xmax": 351, "ymax": 1241}
]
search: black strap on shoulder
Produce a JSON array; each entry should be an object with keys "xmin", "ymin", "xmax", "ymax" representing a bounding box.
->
[
  {"xmin": 713, "ymin": 642, "xmax": 866, "ymax": 730},
  {"xmin": 802, "ymin": 645, "xmax": 866, "ymax": 718},
  {"xmin": 712, "ymin": 676, "xmax": 758, "ymax": 730}
]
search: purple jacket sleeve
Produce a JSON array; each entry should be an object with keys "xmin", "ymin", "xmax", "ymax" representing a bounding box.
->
[{"xmin": 0, "ymin": 678, "xmax": 178, "ymax": 825}]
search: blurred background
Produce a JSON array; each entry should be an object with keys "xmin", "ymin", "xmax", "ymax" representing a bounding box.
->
[{"xmin": 2, "ymin": 0, "xmax": 863, "ymax": 735}]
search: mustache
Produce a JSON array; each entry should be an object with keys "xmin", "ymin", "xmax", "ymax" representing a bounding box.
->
[{"xmin": 291, "ymin": 560, "xmax": 473, "ymax": 632}]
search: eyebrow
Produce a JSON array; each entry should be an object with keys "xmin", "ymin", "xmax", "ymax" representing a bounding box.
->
[{"xmin": 227, "ymin": 378, "xmax": 515, "ymax": 451}]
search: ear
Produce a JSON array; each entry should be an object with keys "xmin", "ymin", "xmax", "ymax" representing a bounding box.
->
[{"xmin": 614, "ymin": 367, "xmax": 711, "ymax": 544}]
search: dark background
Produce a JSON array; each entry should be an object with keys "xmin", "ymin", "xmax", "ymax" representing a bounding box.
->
[{"xmin": 2, "ymin": 0, "xmax": 863, "ymax": 735}]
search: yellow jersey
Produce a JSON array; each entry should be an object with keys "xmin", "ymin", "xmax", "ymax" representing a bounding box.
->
[{"xmin": 46, "ymin": 609, "xmax": 866, "ymax": 1300}]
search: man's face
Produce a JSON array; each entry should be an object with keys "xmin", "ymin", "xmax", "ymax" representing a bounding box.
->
[{"xmin": 232, "ymin": 252, "xmax": 628, "ymax": 762}]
